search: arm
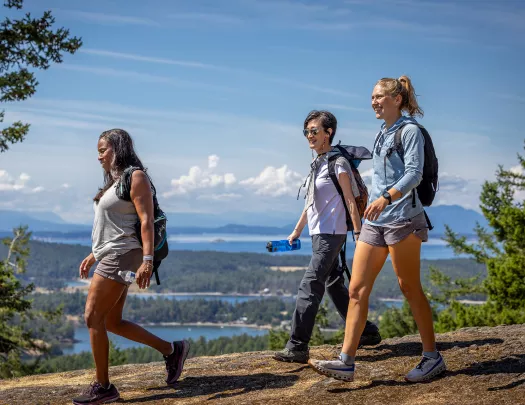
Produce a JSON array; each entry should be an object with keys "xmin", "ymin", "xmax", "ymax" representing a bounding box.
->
[
  {"xmin": 130, "ymin": 170, "xmax": 154, "ymax": 289},
  {"xmin": 392, "ymin": 125, "xmax": 425, "ymax": 196},
  {"xmin": 338, "ymin": 172, "xmax": 362, "ymax": 237},
  {"xmin": 364, "ymin": 126, "xmax": 425, "ymax": 221},
  {"xmin": 79, "ymin": 252, "xmax": 96, "ymax": 279},
  {"xmin": 287, "ymin": 209, "xmax": 307, "ymax": 245}
]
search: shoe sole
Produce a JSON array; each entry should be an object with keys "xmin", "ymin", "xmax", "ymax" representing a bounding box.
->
[
  {"xmin": 72, "ymin": 393, "xmax": 120, "ymax": 405},
  {"xmin": 166, "ymin": 340, "xmax": 191, "ymax": 385},
  {"xmin": 272, "ymin": 354, "xmax": 309, "ymax": 364},
  {"xmin": 308, "ymin": 360, "xmax": 354, "ymax": 382},
  {"xmin": 405, "ymin": 363, "xmax": 447, "ymax": 383}
]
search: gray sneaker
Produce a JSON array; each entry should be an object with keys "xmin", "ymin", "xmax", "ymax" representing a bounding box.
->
[
  {"xmin": 405, "ymin": 353, "xmax": 446, "ymax": 382},
  {"xmin": 273, "ymin": 347, "xmax": 309, "ymax": 364},
  {"xmin": 308, "ymin": 356, "xmax": 355, "ymax": 382}
]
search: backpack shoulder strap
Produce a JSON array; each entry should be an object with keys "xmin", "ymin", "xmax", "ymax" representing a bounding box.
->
[
  {"xmin": 327, "ymin": 154, "xmax": 354, "ymax": 232},
  {"xmin": 117, "ymin": 167, "xmax": 159, "ymax": 205},
  {"xmin": 394, "ymin": 123, "xmax": 428, "ymax": 162},
  {"xmin": 393, "ymin": 124, "xmax": 407, "ymax": 162},
  {"xmin": 116, "ymin": 166, "xmax": 140, "ymax": 201}
]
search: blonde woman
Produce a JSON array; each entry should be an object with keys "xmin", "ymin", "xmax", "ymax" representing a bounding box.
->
[{"xmin": 309, "ymin": 77, "xmax": 446, "ymax": 382}]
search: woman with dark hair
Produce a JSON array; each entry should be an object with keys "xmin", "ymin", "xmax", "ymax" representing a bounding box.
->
[
  {"xmin": 309, "ymin": 76, "xmax": 446, "ymax": 383},
  {"xmin": 72, "ymin": 129, "xmax": 189, "ymax": 405},
  {"xmin": 273, "ymin": 111, "xmax": 381, "ymax": 364}
]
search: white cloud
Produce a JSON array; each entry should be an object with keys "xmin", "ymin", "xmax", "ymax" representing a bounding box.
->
[
  {"xmin": 56, "ymin": 10, "xmax": 160, "ymax": 27},
  {"xmin": 78, "ymin": 49, "xmax": 357, "ymax": 98},
  {"xmin": 163, "ymin": 156, "xmax": 238, "ymax": 197},
  {"xmin": 57, "ymin": 65, "xmax": 238, "ymax": 93},
  {"xmin": 80, "ymin": 49, "xmax": 227, "ymax": 71},
  {"xmin": 208, "ymin": 155, "xmax": 220, "ymax": 169},
  {"xmin": 0, "ymin": 170, "xmax": 32, "ymax": 191},
  {"xmin": 197, "ymin": 193, "xmax": 242, "ymax": 201},
  {"xmin": 240, "ymin": 165, "xmax": 304, "ymax": 197},
  {"xmin": 432, "ymin": 173, "xmax": 482, "ymax": 211},
  {"xmin": 168, "ymin": 12, "xmax": 244, "ymax": 25}
]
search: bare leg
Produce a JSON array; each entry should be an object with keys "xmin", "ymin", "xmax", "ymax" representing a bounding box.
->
[
  {"xmin": 84, "ymin": 274, "xmax": 127, "ymax": 386},
  {"xmin": 389, "ymin": 234, "xmax": 436, "ymax": 352},
  {"xmin": 341, "ymin": 241, "xmax": 389, "ymax": 356},
  {"xmin": 105, "ymin": 287, "xmax": 172, "ymax": 356}
]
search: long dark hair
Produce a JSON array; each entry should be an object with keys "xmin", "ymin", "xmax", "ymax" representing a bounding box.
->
[{"xmin": 94, "ymin": 129, "xmax": 146, "ymax": 202}]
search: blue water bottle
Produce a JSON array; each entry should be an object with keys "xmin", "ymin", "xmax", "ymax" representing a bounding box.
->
[{"xmin": 266, "ymin": 239, "xmax": 301, "ymax": 252}]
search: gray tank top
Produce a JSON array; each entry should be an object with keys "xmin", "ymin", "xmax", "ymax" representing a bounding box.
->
[{"xmin": 91, "ymin": 183, "xmax": 142, "ymax": 261}]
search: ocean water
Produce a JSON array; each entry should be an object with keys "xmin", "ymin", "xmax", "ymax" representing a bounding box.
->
[
  {"xmin": 35, "ymin": 233, "xmax": 466, "ymax": 260},
  {"xmin": 62, "ymin": 325, "xmax": 268, "ymax": 355}
]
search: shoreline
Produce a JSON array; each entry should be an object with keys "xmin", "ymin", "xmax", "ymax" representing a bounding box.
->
[
  {"xmin": 64, "ymin": 280, "xmax": 295, "ymax": 298},
  {"xmin": 70, "ymin": 320, "xmax": 273, "ymax": 330}
]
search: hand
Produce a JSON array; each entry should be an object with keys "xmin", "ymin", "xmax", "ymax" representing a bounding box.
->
[
  {"xmin": 79, "ymin": 253, "xmax": 96, "ymax": 279},
  {"xmin": 287, "ymin": 229, "xmax": 301, "ymax": 245},
  {"xmin": 136, "ymin": 261, "xmax": 153, "ymax": 289},
  {"xmin": 363, "ymin": 197, "xmax": 389, "ymax": 221}
]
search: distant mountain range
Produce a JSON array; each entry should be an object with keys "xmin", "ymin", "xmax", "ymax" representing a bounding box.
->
[{"xmin": 0, "ymin": 205, "xmax": 487, "ymax": 237}]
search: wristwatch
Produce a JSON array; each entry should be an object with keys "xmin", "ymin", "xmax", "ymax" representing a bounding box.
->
[{"xmin": 382, "ymin": 191, "xmax": 392, "ymax": 205}]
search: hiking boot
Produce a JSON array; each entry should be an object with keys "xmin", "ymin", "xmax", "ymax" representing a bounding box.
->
[
  {"xmin": 72, "ymin": 382, "xmax": 120, "ymax": 405},
  {"xmin": 359, "ymin": 321, "xmax": 382, "ymax": 347},
  {"xmin": 164, "ymin": 340, "xmax": 190, "ymax": 385},
  {"xmin": 308, "ymin": 356, "xmax": 355, "ymax": 382},
  {"xmin": 273, "ymin": 347, "xmax": 309, "ymax": 364},
  {"xmin": 405, "ymin": 353, "xmax": 447, "ymax": 382}
]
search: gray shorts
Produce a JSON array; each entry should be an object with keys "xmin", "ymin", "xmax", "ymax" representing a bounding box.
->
[
  {"xmin": 94, "ymin": 248, "xmax": 142, "ymax": 285},
  {"xmin": 359, "ymin": 211, "xmax": 429, "ymax": 247}
]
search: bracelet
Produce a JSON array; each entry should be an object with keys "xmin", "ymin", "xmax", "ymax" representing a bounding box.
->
[
  {"xmin": 355, "ymin": 232, "xmax": 361, "ymax": 235},
  {"xmin": 143, "ymin": 255, "xmax": 153, "ymax": 262}
]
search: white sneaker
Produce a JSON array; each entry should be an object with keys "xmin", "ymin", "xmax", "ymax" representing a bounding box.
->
[
  {"xmin": 308, "ymin": 356, "xmax": 355, "ymax": 382},
  {"xmin": 405, "ymin": 353, "xmax": 446, "ymax": 382}
]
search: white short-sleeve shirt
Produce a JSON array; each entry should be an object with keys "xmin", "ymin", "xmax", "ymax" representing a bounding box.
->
[{"xmin": 307, "ymin": 156, "xmax": 360, "ymax": 236}]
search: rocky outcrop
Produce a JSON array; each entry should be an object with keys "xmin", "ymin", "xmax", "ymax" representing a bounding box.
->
[{"xmin": 1, "ymin": 324, "xmax": 524, "ymax": 405}]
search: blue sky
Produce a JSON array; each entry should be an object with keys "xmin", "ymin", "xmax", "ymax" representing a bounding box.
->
[{"xmin": 1, "ymin": 0, "xmax": 524, "ymax": 223}]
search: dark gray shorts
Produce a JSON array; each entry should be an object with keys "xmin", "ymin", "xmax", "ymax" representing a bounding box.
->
[
  {"xmin": 94, "ymin": 248, "xmax": 142, "ymax": 285},
  {"xmin": 359, "ymin": 211, "xmax": 429, "ymax": 247}
]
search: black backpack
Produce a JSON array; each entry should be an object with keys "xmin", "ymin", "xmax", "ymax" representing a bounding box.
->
[
  {"xmin": 116, "ymin": 166, "xmax": 169, "ymax": 285},
  {"xmin": 386, "ymin": 123, "xmax": 438, "ymax": 230},
  {"xmin": 326, "ymin": 143, "xmax": 373, "ymax": 284},
  {"xmin": 394, "ymin": 123, "xmax": 439, "ymax": 207}
]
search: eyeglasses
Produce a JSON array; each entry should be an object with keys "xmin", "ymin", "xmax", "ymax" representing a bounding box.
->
[{"xmin": 303, "ymin": 128, "xmax": 320, "ymax": 137}]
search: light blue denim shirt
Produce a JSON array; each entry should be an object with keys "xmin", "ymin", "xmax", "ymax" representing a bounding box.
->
[{"xmin": 366, "ymin": 116, "xmax": 425, "ymax": 226}]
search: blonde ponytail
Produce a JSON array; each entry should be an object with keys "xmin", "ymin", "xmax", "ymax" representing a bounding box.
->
[
  {"xmin": 376, "ymin": 75, "xmax": 424, "ymax": 117},
  {"xmin": 398, "ymin": 75, "xmax": 423, "ymax": 117}
]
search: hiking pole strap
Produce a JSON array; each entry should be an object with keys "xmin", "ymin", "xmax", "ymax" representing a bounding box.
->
[
  {"xmin": 340, "ymin": 237, "xmax": 351, "ymax": 280},
  {"xmin": 423, "ymin": 210, "xmax": 434, "ymax": 231},
  {"xmin": 152, "ymin": 261, "xmax": 161, "ymax": 285}
]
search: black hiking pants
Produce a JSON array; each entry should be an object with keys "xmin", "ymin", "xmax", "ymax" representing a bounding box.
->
[{"xmin": 286, "ymin": 233, "xmax": 348, "ymax": 351}]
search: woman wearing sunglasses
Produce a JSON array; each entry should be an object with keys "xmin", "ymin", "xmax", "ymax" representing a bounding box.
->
[
  {"xmin": 309, "ymin": 77, "xmax": 446, "ymax": 383},
  {"xmin": 273, "ymin": 110, "xmax": 381, "ymax": 364}
]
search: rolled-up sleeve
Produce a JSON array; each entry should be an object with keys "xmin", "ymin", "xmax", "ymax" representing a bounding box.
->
[{"xmin": 392, "ymin": 126, "xmax": 424, "ymax": 195}]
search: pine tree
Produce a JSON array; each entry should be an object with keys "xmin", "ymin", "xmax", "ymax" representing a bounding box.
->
[
  {"xmin": 0, "ymin": 226, "xmax": 38, "ymax": 378},
  {"xmin": 436, "ymin": 141, "xmax": 525, "ymax": 330},
  {"xmin": 1, "ymin": 0, "xmax": 82, "ymax": 152},
  {"xmin": 0, "ymin": 0, "xmax": 82, "ymax": 378}
]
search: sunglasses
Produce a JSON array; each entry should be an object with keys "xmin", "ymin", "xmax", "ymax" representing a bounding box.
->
[{"xmin": 303, "ymin": 127, "xmax": 320, "ymax": 137}]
